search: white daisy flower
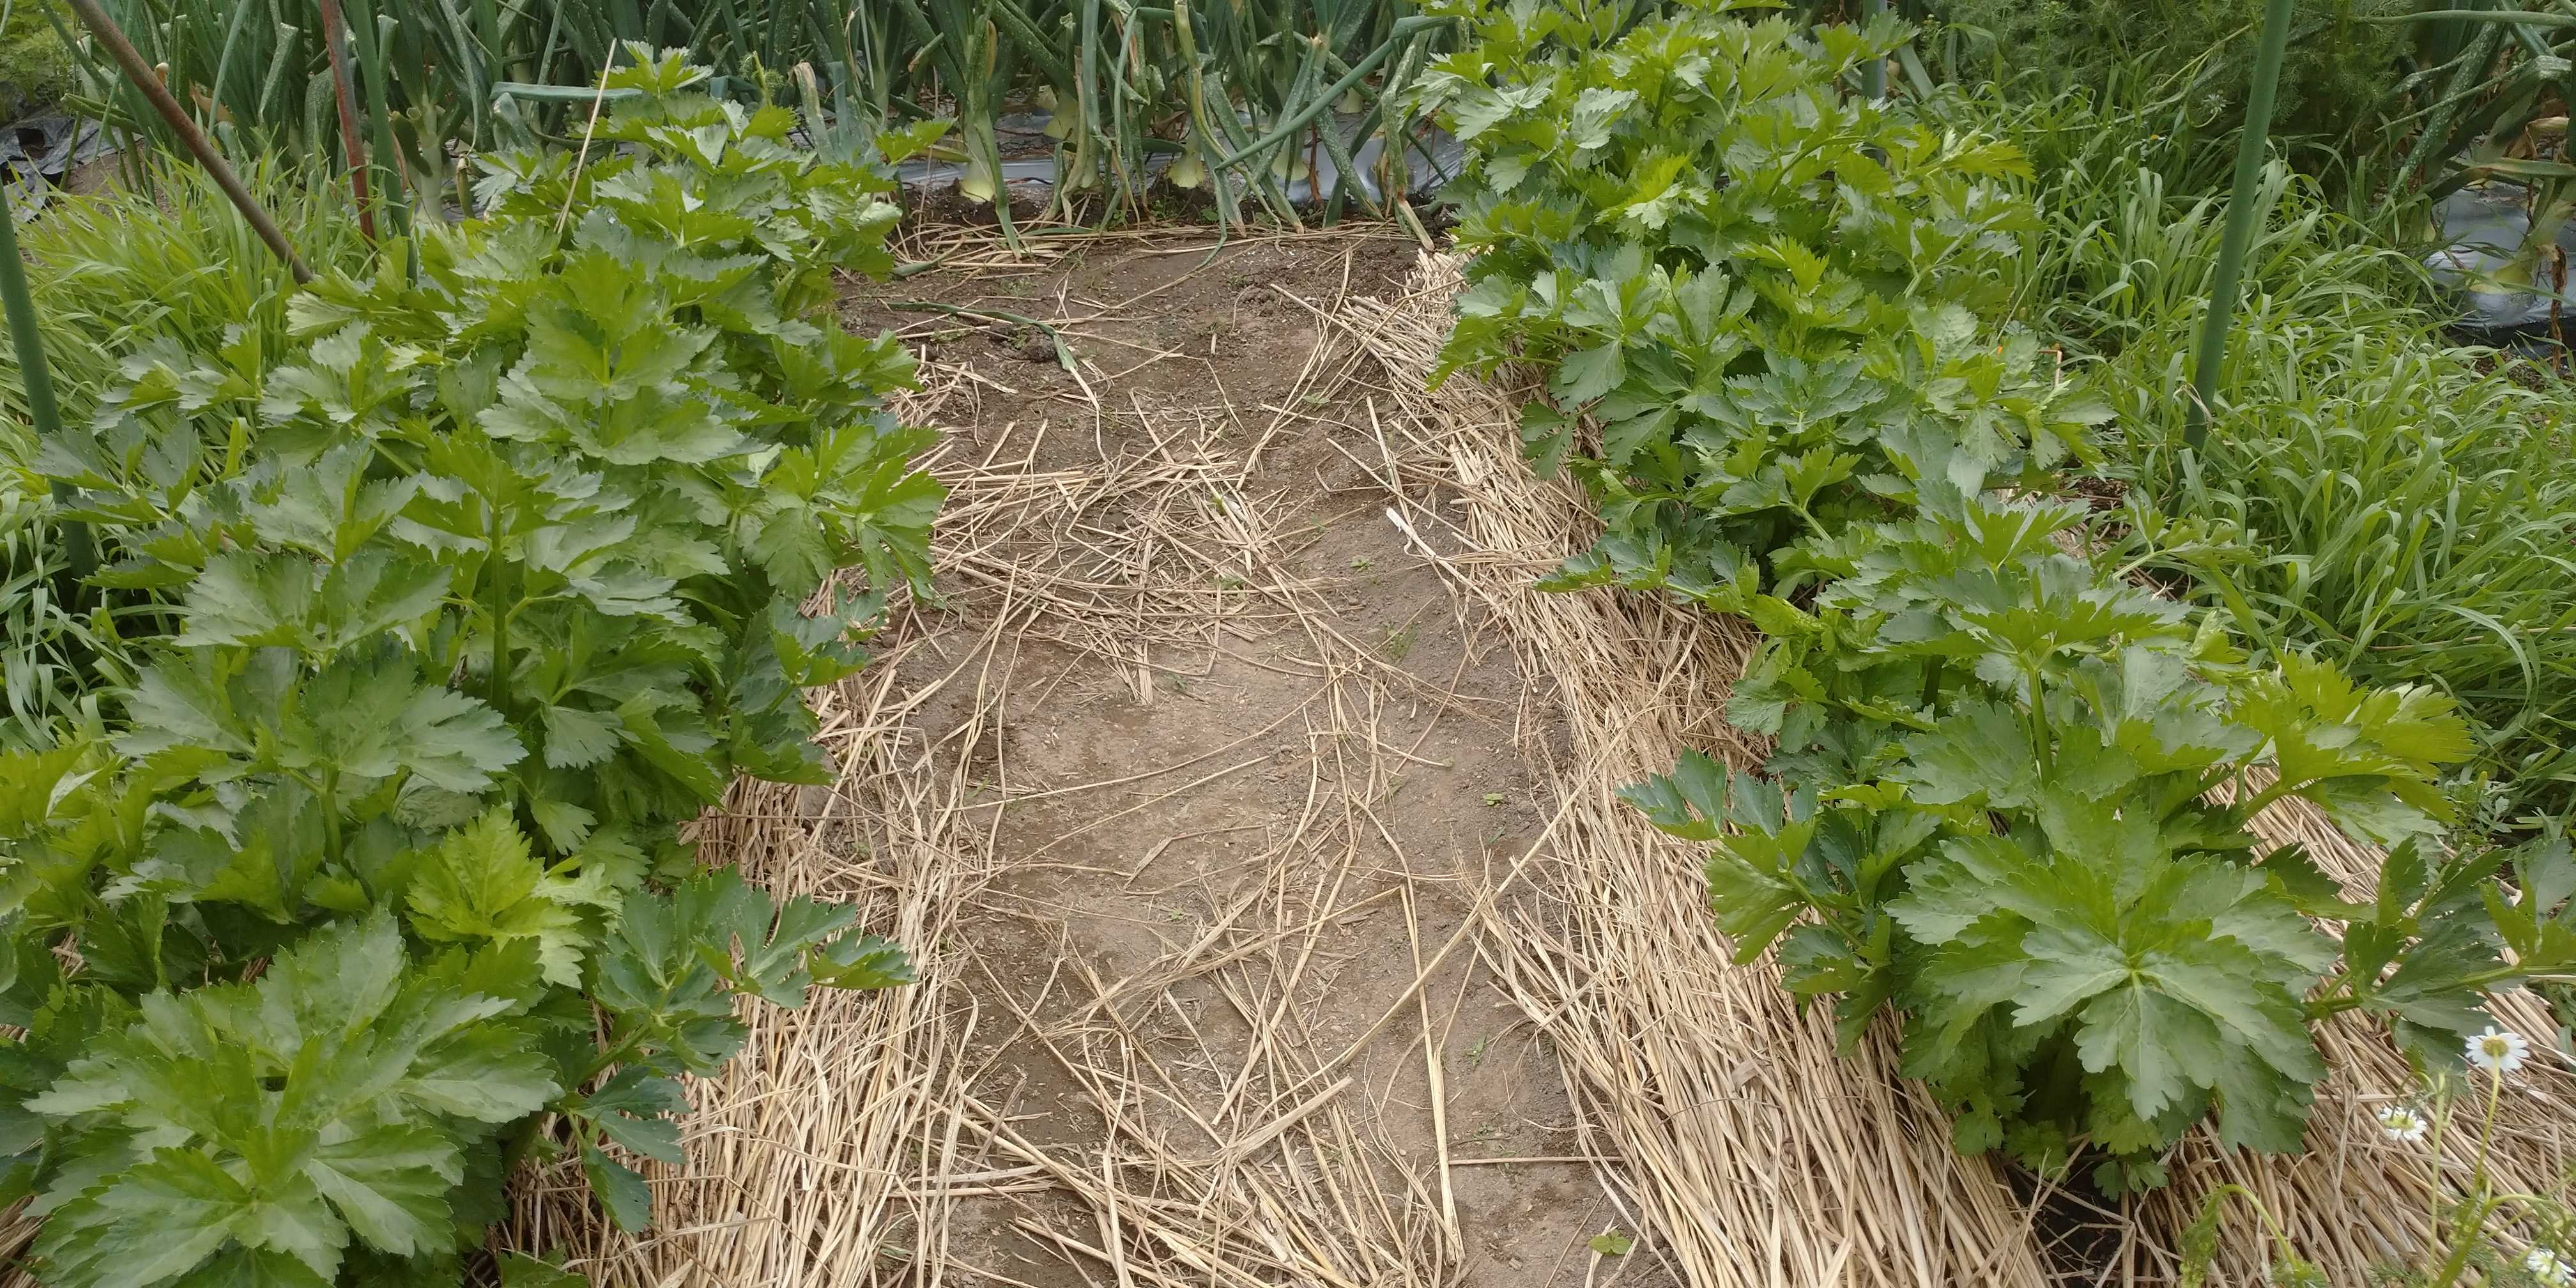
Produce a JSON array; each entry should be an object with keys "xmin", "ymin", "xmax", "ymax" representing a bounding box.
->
[
  {"xmin": 2374, "ymin": 1105, "xmax": 2429, "ymax": 1143},
  {"xmin": 2526, "ymin": 1246, "xmax": 2573, "ymax": 1287},
  {"xmin": 2467, "ymin": 1026, "xmax": 2531, "ymax": 1077}
]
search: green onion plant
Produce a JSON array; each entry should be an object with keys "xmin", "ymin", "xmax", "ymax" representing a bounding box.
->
[{"xmin": 65, "ymin": 0, "xmax": 1457, "ymax": 227}]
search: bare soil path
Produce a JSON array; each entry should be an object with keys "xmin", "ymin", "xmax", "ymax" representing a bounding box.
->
[{"xmin": 850, "ymin": 230, "xmax": 1642, "ymax": 1288}]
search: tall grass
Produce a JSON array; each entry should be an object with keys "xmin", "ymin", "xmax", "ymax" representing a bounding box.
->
[
  {"xmin": 25, "ymin": 158, "xmax": 362, "ymax": 376},
  {"xmin": 1924, "ymin": 1, "xmax": 2576, "ymax": 244},
  {"xmin": 1941, "ymin": 79, "xmax": 2576, "ymax": 827},
  {"xmin": 0, "ymin": 158, "xmax": 368, "ymax": 746},
  {"xmin": 1922, "ymin": 0, "xmax": 2416, "ymax": 148}
]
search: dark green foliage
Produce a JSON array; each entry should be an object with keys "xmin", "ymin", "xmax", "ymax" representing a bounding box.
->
[
  {"xmin": 0, "ymin": 50, "xmax": 939, "ymax": 1286},
  {"xmin": 0, "ymin": 0, "xmax": 72, "ymax": 119}
]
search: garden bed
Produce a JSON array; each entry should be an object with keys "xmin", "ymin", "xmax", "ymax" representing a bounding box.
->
[
  {"xmin": 7, "ymin": 5, "xmax": 2576, "ymax": 1282},
  {"xmin": 491, "ymin": 229, "xmax": 2062, "ymax": 1287}
]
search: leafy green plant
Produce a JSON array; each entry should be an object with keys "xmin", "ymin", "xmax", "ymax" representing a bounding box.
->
[
  {"xmin": 0, "ymin": 0, "xmax": 73, "ymax": 119},
  {"xmin": 1634, "ymin": 478, "xmax": 2550, "ymax": 1190},
  {"xmin": 1423, "ymin": 0, "xmax": 2574, "ymax": 1193},
  {"xmin": 0, "ymin": 49, "xmax": 939, "ymax": 1285},
  {"xmin": 1421, "ymin": 0, "xmax": 2090, "ymax": 602}
]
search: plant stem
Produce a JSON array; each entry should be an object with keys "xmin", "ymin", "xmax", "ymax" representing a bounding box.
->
[
  {"xmin": 1170, "ymin": 0, "xmax": 1236, "ymax": 235},
  {"xmin": 2308, "ymin": 964, "xmax": 2527, "ymax": 1020},
  {"xmin": 2234, "ymin": 776, "xmax": 2301, "ymax": 824},
  {"xmin": 0, "ymin": 178, "xmax": 91, "ymax": 583},
  {"xmin": 341, "ymin": 0, "xmax": 410, "ymax": 235},
  {"xmin": 321, "ymin": 768, "xmax": 345, "ymax": 864},
  {"xmin": 2425, "ymin": 1071, "xmax": 2509, "ymax": 1287},
  {"xmin": 2392, "ymin": 13, "xmax": 2512, "ymax": 199},
  {"xmin": 2183, "ymin": 0, "xmax": 2294, "ymax": 450},
  {"xmin": 488, "ymin": 509, "xmax": 512, "ymax": 721},
  {"xmin": 2023, "ymin": 656, "xmax": 2051, "ymax": 779},
  {"xmin": 2473, "ymin": 1067, "xmax": 2503, "ymax": 1204},
  {"xmin": 2426, "ymin": 1072, "xmax": 2455, "ymax": 1271}
]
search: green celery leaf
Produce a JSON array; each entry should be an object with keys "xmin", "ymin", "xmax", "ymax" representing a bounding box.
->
[
  {"xmin": 579, "ymin": 1141, "xmax": 655, "ymax": 1232},
  {"xmin": 24, "ymin": 915, "xmax": 557, "ymax": 1282},
  {"xmin": 813, "ymin": 934, "xmax": 914, "ymax": 991},
  {"xmin": 405, "ymin": 809, "xmax": 594, "ymax": 987},
  {"xmin": 574, "ymin": 1068, "xmax": 687, "ymax": 1165}
]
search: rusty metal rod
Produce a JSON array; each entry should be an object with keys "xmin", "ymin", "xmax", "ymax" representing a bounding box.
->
[
  {"xmin": 61, "ymin": 0, "xmax": 314, "ymax": 283},
  {"xmin": 316, "ymin": 0, "xmax": 376, "ymax": 242}
]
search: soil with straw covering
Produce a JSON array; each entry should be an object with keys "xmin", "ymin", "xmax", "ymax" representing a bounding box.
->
[
  {"xmin": 487, "ymin": 229, "xmax": 2048, "ymax": 1286},
  {"xmin": 485, "ymin": 227, "xmax": 2544, "ymax": 1288}
]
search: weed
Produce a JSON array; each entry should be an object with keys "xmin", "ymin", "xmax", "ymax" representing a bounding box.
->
[{"xmin": 1381, "ymin": 622, "xmax": 1418, "ymax": 663}]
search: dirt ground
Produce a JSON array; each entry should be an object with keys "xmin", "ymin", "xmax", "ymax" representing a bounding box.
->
[{"xmin": 834, "ymin": 231, "xmax": 1671, "ymax": 1287}]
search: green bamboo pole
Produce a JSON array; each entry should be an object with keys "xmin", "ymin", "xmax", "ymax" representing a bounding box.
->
[
  {"xmin": 0, "ymin": 181, "xmax": 91, "ymax": 581},
  {"xmin": 2184, "ymin": 0, "xmax": 2296, "ymax": 451},
  {"xmin": 1861, "ymin": 0, "xmax": 1886, "ymax": 100}
]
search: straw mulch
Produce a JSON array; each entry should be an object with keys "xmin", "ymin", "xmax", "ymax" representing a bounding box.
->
[
  {"xmin": 1313, "ymin": 258, "xmax": 2060, "ymax": 1286},
  {"xmin": 509, "ymin": 363, "xmax": 1469, "ymax": 1284},
  {"xmin": 2142, "ymin": 778, "xmax": 2576, "ymax": 1285}
]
